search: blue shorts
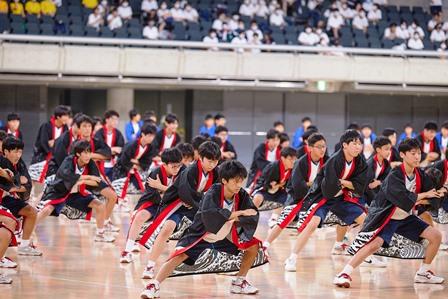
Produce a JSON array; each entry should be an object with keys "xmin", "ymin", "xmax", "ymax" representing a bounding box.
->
[
  {"xmin": 254, "ymin": 190, "xmax": 288, "ymax": 205},
  {"xmin": 137, "ymin": 204, "xmax": 159, "ymax": 217},
  {"xmin": 314, "ymin": 197, "xmax": 365, "ymax": 227},
  {"xmin": 182, "ymin": 238, "xmax": 240, "ymax": 266},
  {"xmin": 378, "ymin": 215, "xmax": 429, "ymax": 248},
  {"xmin": 51, "ymin": 193, "xmax": 95, "ymax": 217},
  {"xmin": 167, "ymin": 206, "xmax": 195, "ymax": 226}
]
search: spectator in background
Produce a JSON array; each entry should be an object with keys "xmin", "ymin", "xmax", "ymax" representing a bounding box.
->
[
  {"xmin": 141, "ymin": 0, "xmax": 158, "ymax": 14},
  {"xmin": 239, "ymin": 0, "xmax": 255, "ymax": 17},
  {"xmin": 118, "ymin": 0, "xmax": 133, "ymax": 22},
  {"xmin": 10, "ymin": 0, "xmax": 25, "ymax": 17},
  {"xmin": 384, "ymin": 23, "xmax": 398, "ymax": 40},
  {"xmin": 87, "ymin": 7, "xmax": 104, "ymax": 30},
  {"xmin": 398, "ymin": 123, "xmax": 416, "ymax": 144},
  {"xmin": 143, "ymin": 20, "xmax": 159, "ymax": 40},
  {"xmin": 107, "ymin": 8, "xmax": 123, "ymax": 31},
  {"xmin": 397, "ymin": 21, "xmax": 410, "ymax": 40},
  {"xmin": 231, "ymin": 29, "xmax": 248, "ymax": 53},
  {"xmin": 212, "ymin": 12, "xmax": 227, "ymax": 32},
  {"xmin": 362, "ymin": 0, "xmax": 375, "ymax": 12},
  {"xmin": 367, "ymin": 4, "xmax": 382, "ymax": 24},
  {"xmin": 25, "ymin": 0, "xmax": 41, "ymax": 17},
  {"xmin": 199, "ymin": 114, "xmax": 215, "ymax": 136},
  {"xmin": 408, "ymin": 32, "xmax": 424, "ymax": 50},
  {"xmin": 430, "ymin": 0, "xmax": 443, "ymax": 15},
  {"xmin": 430, "ymin": 23, "xmax": 446, "ymax": 42},
  {"xmin": 361, "ymin": 124, "xmax": 376, "ymax": 159},
  {"xmin": 298, "ymin": 26, "xmax": 318, "ymax": 46},
  {"xmin": 316, "ymin": 27, "xmax": 329, "ymax": 45},
  {"xmin": 437, "ymin": 40, "xmax": 447, "ymax": 51},
  {"xmin": 82, "ymin": 0, "xmax": 98, "ymax": 10},
  {"xmin": 183, "ymin": 4, "xmax": 198, "ymax": 22},
  {"xmin": 214, "ymin": 113, "xmax": 226, "ymax": 127},
  {"xmin": 436, "ymin": 121, "xmax": 448, "ymax": 160},
  {"xmin": 157, "ymin": 1, "xmax": 171, "ymax": 21},
  {"xmin": 0, "ymin": 0, "xmax": 8, "ymax": 14},
  {"xmin": 408, "ymin": 21, "xmax": 425, "ymax": 39},
  {"xmin": 270, "ymin": 8, "xmax": 285, "ymax": 27},
  {"xmin": 273, "ymin": 121, "xmax": 285, "ymax": 133},
  {"xmin": 203, "ymin": 29, "xmax": 219, "ymax": 51},
  {"xmin": 292, "ymin": 117, "xmax": 312, "ymax": 148},
  {"xmin": 171, "ymin": 1, "xmax": 185, "ymax": 22},
  {"xmin": 219, "ymin": 23, "xmax": 234, "ymax": 43},
  {"xmin": 339, "ymin": 2, "xmax": 354, "ymax": 23},
  {"xmin": 97, "ymin": 0, "xmax": 109, "ymax": 16},
  {"xmin": 327, "ymin": 9, "xmax": 344, "ymax": 39},
  {"xmin": 246, "ymin": 20, "xmax": 263, "ymax": 42},
  {"xmin": 125, "ymin": 109, "xmax": 142, "ymax": 142},
  {"xmin": 352, "ymin": 9, "xmax": 368, "ymax": 32},
  {"xmin": 229, "ymin": 13, "xmax": 240, "ymax": 31},
  {"xmin": 256, "ymin": 0, "xmax": 270, "ymax": 18},
  {"xmin": 41, "ymin": 0, "xmax": 56, "ymax": 17},
  {"xmin": 250, "ymin": 32, "xmax": 262, "ymax": 53},
  {"xmin": 427, "ymin": 11, "xmax": 442, "ymax": 32}
]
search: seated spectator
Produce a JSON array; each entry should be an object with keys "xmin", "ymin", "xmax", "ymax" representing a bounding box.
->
[
  {"xmin": 82, "ymin": 0, "xmax": 98, "ymax": 10},
  {"xmin": 384, "ymin": 23, "xmax": 398, "ymax": 40},
  {"xmin": 428, "ymin": 12, "xmax": 442, "ymax": 32},
  {"xmin": 229, "ymin": 13, "xmax": 240, "ymax": 31},
  {"xmin": 87, "ymin": 7, "xmax": 104, "ymax": 30},
  {"xmin": 352, "ymin": 10, "xmax": 368, "ymax": 32},
  {"xmin": 367, "ymin": 4, "xmax": 382, "ymax": 24},
  {"xmin": 203, "ymin": 29, "xmax": 219, "ymax": 51},
  {"xmin": 118, "ymin": 0, "xmax": 133, "ymax": 21},
  {"xmin": 408, "ymin": 32, "xmax": 424, "ymax": 50},
  {"xmin": 256, "ymin": 0, "xmax": 270, "ymax": 18},
  {"xmin": 437, "ymin": 40, "xmax": 447, "ymax": 52},
  {"xmin": 25, "ymin": 0, "xmax": 41, "ymax": 17},
  {"xmin": 317, "ymin": 36, "xmax": 330, "ymax": 47},
  {"xmin": 0, "ymin": 0, "xmax": 8, "ymax": 14},
  {"xmin": 97, "ymin": 0, "xmax": 109, "ymax": 17},
  {"xmin": 41, "ymin": 0, "xmax": 57, "ymax": 17},
  {"xmin": 170, "ymin": 1, "xmax": 185, "ymax": 22},
  {"xmin": 430, "ymin": 23, "xmax": 446, "ymax": 42},
  {"xmin": 158, "ymin": 22, "xmax": 174, "ymax": 40},
  {"xmin": 239, "ymin": 0, "xmax": 255, "ymax": 17},
  {"xmin": 397, "ymin": 21, "xmax": 410, "ymax": 40},
  {"xmin": 213, "ymin": 13, "xmax": 227, "ymax": 31},
  {"xmin": 158, "ymin": 1, "xmax": 171, "ymax": 21},
  {"xmin": 408, "ymin": 21, "xmax": 425, "ymax": 39},
  {"xmin": 263, "ymin": 33, "xmax": 275, "ymax": 45},
  {"xmin": 220, "ymin": 23, "xmax": 234, "ymax": 43},
  {"xmin": 298, "ymin": 26, "xmax": 319, "ymax": 46},
  {"xmin": 250, "ymin": 32, "xmax": 262, "ymax": 53},
  {"xmin": 141, "ymin": 0, "xmax": 158, "ymax": 14},
  {"xmin": 107, "ymin": 9, "xmax": 123, "ymax": 31},
  {"xmin": 143, "ymin": 20, "xmax": 159, "ymax": 39},
  {"xmin": 183, "ymin": 4, "xmax": 198, "ymax": 22},
  {"xmin": 268, "ymin": 0, "xmax": 279, "ymax": 14},
  {"xmin": 316, "ymin": 28, "xmax": 329, "ymax": 45},
  {"xmin": 246, "ymin": 21, "xmax": 263, "ymax": 42},
  {"xmin": 339, "ymin": 2, "xmax": 354, "ymax": 22},
  {"xmin": 231, "ymin": 29, "xmax": 248, "ymax": 53},
  {"xmin": 327, "ymin": 9, "xmax": 344, "ymax": 39},
  {"xmin": 362, "ymin": 0, "xmax": 374, "ymax": 12},
  {"xmin": 270, "ymin": 8, "xmax": 285, "ymax": 27}
]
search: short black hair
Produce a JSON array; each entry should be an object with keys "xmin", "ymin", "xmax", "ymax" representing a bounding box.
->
[
  {"xmin": 75, "ymin": 114, "xmax": 94, "ymax": 128},
  {"xmin": 204, "ymin": 114, "xmax": 213, "ymax": 120},
  {"xmin": 279, "ymin": 132, "xmax": 290, "ymax": 144},
  {"xmin": 198, "ymin": 141, "xmax": 221, "ymax": 160},
  {"xmin": 382, "ymin": 128, "xmax": 397, "ymax": 137},
  {"xmin": 0, "ymin": 130, "xmax": 7, "ymax": 142},
  {"xmin": 302, "ymin": 127, "xmax": 319, "ymax": 141},
  {"xmin": 140, "ymin": 123, "xmax": 157, "ymax": 135},
  {"xmin": 210, "ymin": 136, "xmax": 223, "ymax": 147},
  {"xmin": 425, "ymin": 167, "xmax": 443, "ymax": 190},
  {"xmin": 440, "ymin": 121, "xmax": 448, "ymax": 130},
  {"xmin": 373, "ymin": 136, "xmax": 392, "ymax": 150},
  {"xmin": 72, "ymin": 140, "xmax": 92, "ymax": 155},
  {"xmin": 423, "ymin": 121, "xmax": 438, "ymax": 131},
  {"xmin": 340, "ymin": 129, "xmax": 362, "ymax": 145},
  {"xmin": 176, "ymin": 143, "xmax": 194, "ymax": 160},
  {"xmin": 219, "ymin": 160, "xmax": 248, "ymax": 181},
  {"xmin": 215, "ymin": 125, "xmax": 228, "ymax": 135},
  {"xmin": 2, "ymin": 136, "xmax": 24, "ymax": 153},
  {"xmin": 104, "ymin": 110, "xmax": 119, "ymax": 120},
  {"xmin": 307, "ymin": 133, "xmax": 326, "ymax": 146},
  {"xmin": 273, "ymin": 121, "xmax": 284, "ymax": 128},
  {"xmin": 161, "ymin": 148, "xmax": 183, "ymax": 164},
  {"xmin": 398, "ymin": 138, "xmax": 421, "ymax": 153},
  {"xmin": 129, "ymin": 109, "xmax": 139, "ymax": 120},
  {"xmin": 92, "ymin": 116, "xmax": 102, "ymax": 125},
  {"xmin": 7, "ymin": 113, "xmax": 20, "ymax": 122},
  {"xmin": 143, "ymin": 110, "xmax": 157, "ymax": 121},
  {"xmin": 54, "ymin": 105, "xmax": 71, "ymax": 118},
  {"xmin": 165, "ymin": 113, "xmax": 178, "ymax": 124},
  {"xmin": 214, "ymin": 113, "xmax": 225, "ymax": 121},
  {"xmin": 404, "ymin": 123, "xmax": 413, "ymax": 129},
  {"xmin": 192, "ymin": 135, "xmax": 209, "ymax": 150},
  {"xmin": 266, "ymin": 129, "xmax": 280, "ymax": 140},
  {"xmin": 281, "ymin": 146, "xmax": 296, "ymax": 158},
  {"xmin": 361, "ymin": 124, "xmax": 372, "ymax": 130},
  {"xmin": 302, "ymin": 117, "xmax": 311, "ymax": 123},
  {"xmin": 346, "ymin": 122, "xmax": 360, "ymax": 131},
  {"xmin": 72, "ymin": 113, "xmax": 84, "ymax": 126}
]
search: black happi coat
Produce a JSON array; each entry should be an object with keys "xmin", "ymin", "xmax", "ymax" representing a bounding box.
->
[
  {"xmin": 247, "ymin": 142, "xmax": 280, "ymax": 188},
  {"xmin": 31, "ymin": 119, "xmax": 67, "ymax": 163},
  {"xmin": 253, "ymin": 160, "xmax": 291, "ymax": 193},
  {"xmin": 155, "ymin": 129, "xmax": 181, "ymax": 153},
  {"xmin": 221, "ymin": 140, "xmax": 238, "ymax": 161},
  {"xmin": 94, "ymin": 126, "xmax": 125, "ymax": 159},
  {"xmin": 364, "ymin": 155, "xmax": 391, "ymax": 205},
  {"xmin": 416, "ymin": 133, "xmax": 441, "ymax": 162}
]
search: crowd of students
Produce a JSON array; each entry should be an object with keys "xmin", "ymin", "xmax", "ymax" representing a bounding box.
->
[{"xmin": 0, "ymin": 105, "xmax": 447, "ymax": 298}]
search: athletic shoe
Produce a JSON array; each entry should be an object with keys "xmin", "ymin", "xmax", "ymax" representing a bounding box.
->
[
  {"xmin": 94, "ymin": 233, "xmax": 115, "ymax": 243},
  {"xmin": 333, "ymin": 273, "xmax": 352, "ymax": 288},
  {"xmin": 414, "ymin": 270, "xmax": 445, "ymax": 284},
  {"xmin": 331, "ymin": 243, "xmax": 349, "ymax": 255},
  {"xmin": 142, "ymin": 265, "xmax": 155, "ymax": 279},
  {"xmin": 141, "ymin": 280, "xmax": 160, "ymax": 298},
  {"xmin": 18, "ymin": 245, "xmax": 43, "ymax": 256},
  {"xmin": 361, "ymin": 256, "xmax": 387, "ymax": 268},
  {"xmin": 132, "ymin": 242, "xmax": 141, "ymax": 253},
  {"xmin": 230, "ymin": 278, "xmax": 259, "ymax": 294},
  {"xmin": 120, "ymin": 251, "xmax": 133, "ymax": 263},
  {"xmin": 439, "ymin": 243, "xmax": 448, "ymax": 251},
  {"xmin": 0, "ymin": 273, "xmax": 12, "ymax": 284},
  {"xmin": 105, "ymin": 221, "xmax": 120, "ymax": 233},
  {"xmin": 284, "ymin": 256, "xmax": 297, "ymax": 272},
  {"xmin": 0, "ymin": 257, "xmax": 17, "ymax": 268}
]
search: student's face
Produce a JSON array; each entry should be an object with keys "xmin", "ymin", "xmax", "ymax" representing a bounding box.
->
[
  {"xmin": 4, "ymin": 148, "xmax": 22, "ymax": 165},
  {"xmin": 7, "ymin": 120, "xmax": 20, "ymax": 131},
  {"xmin": 182, "ymin": 156, "xmax": 194, "ymax": 166},
  {"xmin": 222, "ymin": 177, "xmax": 245, "ymax": 195},
  {"xmin": 343, "ymin": 139, "xmax": 363, "ymax": 157},
  {"xmin": 165, "ymin": 162, "xmax": 182, "ymax": 176},
  {"xmin": 361, "ymin": 128, "xmax": 371, "ymax": 138},
  {"xmin": 275, "ymin": 125, "xmax": 285, "ymax": 133},
  {"xmin": 141, "ymin": 133, "xmax": 155, "ymax": 145},
  {"xmin": 423, "ymin": 129, "xmax": 436, "ymax": 141},
  {"xmin": 281, "ymin": 140, "xmax": 290, "ymax": 148},
  {"xmin": 201, "ymin": 157, "xmax": 219, "ymax": 172},
  {"xmin": 400, "ymin": 148, "xmax": 421, "ymax": 167},
  {"xmin": 281, "ymin": 155, "xmax": 296, "ymax": 170},
  {"xmin": 215, "ymin": 118, "xmax": 226, "ymax": 127},
  {"xmin": 106, "ymin": 116, "xmax": 119, "ymax": 129},
  {"xmin": 205, "ymin": 118, "xmax": 214, "ymax": 127},
  {"xmin": 303, "ymin": 120, "xmax": 311, "ymax": 130},
  {"xmin": 216, "ymin": 131, "xmax": 228, "ymax": 143},
  {"xmin": 77, "ymin": 150, "xmax": 92, "ymax": 165},
  {"xmin": 58, "ymin": 115, "xmax": 70, "ymax": 125},
  {"xmin": 166, "ymin": 121, "xmax": 178, "ymax": 133},
  {"xmin": 441, "ymin": 127, "xmax": 448, "ymax": 137},
  {"xmin": 267, "ymin": 137, "xmax": 280, "ymax": 150},
  {"xmin": 79, "ymin": 122, "xmax": 93, "ymax": 138},
  {"xmin": 133, "ymin": 114, "xmax": 141, "ymax": 122},
  {"xmin": 405, "ymin": 127, "xmax": 413, "ymax": 135},
  {"xmin": 388, "ymin": 133, "xmax": 397, "ymax": 146},
  {"xmin": 376, "ymin": 144, "xmax": 392, "ymax": 160},
  {"xmin": 309, "ymin": 140, "xmax": 327, "ymax": 159}
]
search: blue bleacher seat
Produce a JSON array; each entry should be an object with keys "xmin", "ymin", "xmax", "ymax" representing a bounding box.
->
[{"xmin": 26, "ymin": 23, "xmax": 40, "ymax": 35}]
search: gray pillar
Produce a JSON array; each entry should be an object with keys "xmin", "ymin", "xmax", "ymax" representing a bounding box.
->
[{"xmin": 107, "ymin": 88, "xmax": 134, "ymax": 133}]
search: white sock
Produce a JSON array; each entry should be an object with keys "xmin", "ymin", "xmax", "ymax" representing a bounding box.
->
[
  {"xmin": 340, "ymin": 264, "xmax": 354, "ymax": 276},
  {"xmin": 335, "ymin": 241, "xmax": 344, "ymax": 247},
  {"xmin": 418, "ymin": 263, "xmax": 431, "ymax": 273},
  {"xmin": 20, "ymin": 239, "xmax": 30, "ymax": 248},
  {"xmin": 125, "ymin": 239, "xmax": 135, "ymax": 252},
  {"xmin": 96, "ymin": 228, "xmax": 105, "ymax": 234},
  {"xmin": 147, "ymin": 260, "xmax": 155, "ymax": 267},
  {"xmin": 289, "ymin": 253, "xmax": 297, "ymax": 261},
  {"xmin": 263, "ymin": 241, "xmax": 270, "ymax": 248}
]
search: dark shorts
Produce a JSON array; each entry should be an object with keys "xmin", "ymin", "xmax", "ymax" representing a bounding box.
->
[
  {"xmin": 167, "ymin": 206, "xmax": 196, "ymax": 226},
  {"xmin": 134, "ymin": 203, "xmax": 159, "ymax": 217},
  {"xmin": 254, "ymin": 189, "xmax": 288, "ymax": 205},
  {"xmin": 105, "ymin": 167, "xmax": 114, "ymax": 181},
  {"xmin": 86, "ymin": 180, "xmax": 110, "ymax": 195},
  {"xmin": 378, "ymin": 215, "xmax": 429, "ymax": 248},
  {"xmin": 51, "ymin": 193, "xmax": 95, "ymax": 217},
  {"xmin": 0, "ymin": 196, "xmax": 28, "ymax": 218},
  {"xmin": 314, "ymin": 197, "xmax": 365, "ymax": 227},
  {"xmin": 182, "ymin": 238, "xmax": 240, "ymax": 266}
]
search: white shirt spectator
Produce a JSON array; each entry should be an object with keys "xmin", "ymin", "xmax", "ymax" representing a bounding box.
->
[
  {"xmin": 397, "ymin": 24, "xmax": 410, "ymax": 40},
  {"xmin": 367, "ymin": 6, "xmax": 382, "ymax": 22},
  {"xmin": 384, "ymin": 26, "xmax": 398, "ymax": 40},
  {"xmin": 327, "ymin": 11, "xmax": 344, "ymax": 31},
  {"xmin": 107, "ymin": 13, "xmax": 122, "ymax": 31},
  {"xmin": 298, "ymin": 29, "xmax": 319, "ymax": 46},
  {"xmin": 352, "ymin": 12, "xmax": 368, "ymax": 31},
  {"xmin": 171, "ymin": 4, "xmax": 185, "ymax": 21},
  {"xmin": 373, "ymin": 0, "xmax": 387, "ymax": 4},
  {"xmin": 203, "ymin": 32, "xmax": 219, "ymax": 51},
  {"xmin": 431, "ymin": 28, "xmax": 446, "ymax": 42},
  {"xmin": 442, "ymin": 21, "xmax": 448, "ymax": 32},
  {"xmin": 408, "ymin": 35, "xmax": 424, "ymax": 50},
  {"xmin": 246, "ymin": 25, "xmax": 263, "ymax": 42},
  {"xmin": 316, "ymin": 28, "xmax": 329, "ymax": 45},
  {"xmin": 428, "ymin": 18, "xmax": 440, "ymax": 32},
  {"xmin": 307, "ymin": 0, "xmax": 320, "ymax": 10},
  {"xmin": 339, "ymin": 5, "xmax": 355, "ymax": 20},
  {"xmin": 431, "ymin": 0, "xmax": 442, "ymax": 6},
  {"xmin": 183, "ymin": 5, "xmax": 199, "ymax": 22},
  {"xmin": 97, "ymin": 0, "xmax": 109, "ymax": 16},
  {"xmin": 240, "ymin": 0, "xmax": 255, "ymax": 17},
  {"xmin": 141, "ymin": 0, "xmax": 158, "ymax": 12},
  {"xmin": 118, "ymin": 2, "xmax": 133, "ymax": 20},
  {"xmin": 231, "ymin": 34, "xmax": 248, "ymax": 53},
  {"xmin": 229, "ymin": 15, "xmax": 239, "ymax": 31},
  {"xmin": 408, "ymin": 23, "xmax": 425, "ymax": 38},
  {"xmin": 87, "ymin": 12, "xmax": 103, "ymax": 30},
  {"xmin": 362, "ymin": 0, "xmax": 374, "ymax": 12},
  {"xmin": 268, "ymin": 0, "xmax": 279, "ymax": 14},
  {"xmin": 270, "ymin": 9, "xmax": 285, "ymax": 27},
  {"xmin": 143, "ymin": 23, "xmax": 159, "ymax": 39},
  {"xmin": 250, "ymin": 36, "xmax": 262, "ymax": 53},
  {"xmin": 256, "ymin": 0, "xmax": 270, "ymax": 18}
]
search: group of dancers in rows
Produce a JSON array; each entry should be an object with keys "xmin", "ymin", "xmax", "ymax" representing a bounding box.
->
[{"xmin": 0, "ymin": 105, "xmax": 447, "ymax": 298}]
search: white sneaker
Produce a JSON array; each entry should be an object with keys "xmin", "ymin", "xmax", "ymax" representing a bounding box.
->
[
  {"xmin": 142, "ymin": 265, "xmax": 155, "ymax": 279},
  {"xmin": 414, "ymin": 270, "xmax": 445, "ymax": 284},
  {"xmin": 284, "ymin": 256, "xmax": 297, "ymax": 272},
  {"xmin": 333, "ymin": 273, "xmax": 352, "ymax": 288},
  {"xmin": 120, "ymin": 251, "xmax": 133, "ymax": 263},
  {"xmin": 230, "ymin": 278, "xmax": 259, "ymax": 294},
  {"xmin": 331, "ymin": 243, "xmax": 349, "ymax": 255},
  {"xmin": 141, "ymin": 280, "xmax": 160, "ymax": 298},
  {"xmin": 361, "ymin": 256, "xmax": 387, "ymax": 268},
  {"xmin": 105, "ymin": 221, "xmax": 120, "ymax": 233},
  {"xmin": 18, "ymin": 245, "xmax": 43, "ymax": 256},
  {"xmin": 131, "ymin": 242, "xmax": 141, "ymax": 253},
  {"xmin": 0, "ymin": 273, "xmax": 12, "ymax": 284},
  {"xmin": 439, "ymin": 243, "xmax": 448, "ymax": 251},
  {"xmin": 94, "ymin": 233, "xmax": 115, "ymax": 243},
  {"xmin": 0, "ymin": 257, "xmax": 17, "ymax": 268}
]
